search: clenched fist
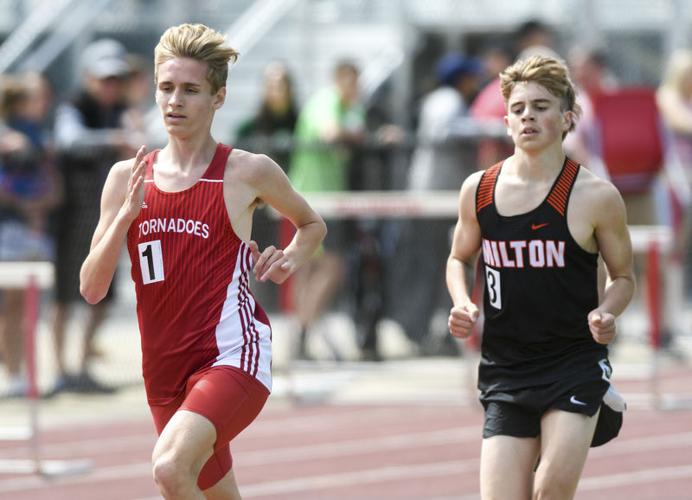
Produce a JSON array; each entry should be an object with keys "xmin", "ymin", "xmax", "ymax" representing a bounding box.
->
[
  {"xmin": 588, "ymin": 309, "xmax": 616, "ymax": 344},
  {"xmin": 448, "ymin": 303, "xmax": 479, "ymax": 339}
]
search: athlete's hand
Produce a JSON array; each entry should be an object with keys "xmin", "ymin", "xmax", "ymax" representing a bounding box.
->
[
  {"xmin": 122, "ymin": 146, "xmax": 147, "ymax": 222},
  {"xmin": 588, "ymin": 309, "xmax": 616, "ymax": 344},
  {"xmin": 248, "ymin": 241, "xmax": 294, "ymax": 284},
  {"xmin": 448, "ymin": 302, "xmax": 479, "ymax": 339}
]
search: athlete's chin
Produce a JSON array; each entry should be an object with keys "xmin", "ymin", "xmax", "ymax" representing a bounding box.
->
[
  {"xmin": 166, "ymin": 125, "xmax": 192, "ymax": 138},
  {"xmin": 516, "ymin": 138, "xmax": 547, "ymax": 152}
]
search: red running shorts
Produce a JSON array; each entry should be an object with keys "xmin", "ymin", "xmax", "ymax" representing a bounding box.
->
[{"xmin": 149, "ymin": 365, "xmax": 270, "ymax": 490}]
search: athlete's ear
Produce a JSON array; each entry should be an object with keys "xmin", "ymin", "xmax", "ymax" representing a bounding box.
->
[
  {"xmin": 212, "ymin": 86, "xmax": 226, "ymax": 110},
  {"xmin": 562, "ymin": 110, "xmax": 574, "ymax": 132},
  {"xmin": 503, "ymin": 114, "xmax": 511, "ymax": 136}
]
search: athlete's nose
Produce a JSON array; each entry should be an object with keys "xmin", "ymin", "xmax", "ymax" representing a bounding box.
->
[
  {"xmin": 521, "ymin": 108, "xmax": 535, "ymax": 121},
  {"xmin": 169, "ymin": 88, "xmax": 184, "ymax": 107}
]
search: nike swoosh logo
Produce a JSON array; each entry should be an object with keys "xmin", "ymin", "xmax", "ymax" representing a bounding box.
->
[
  {"xmin": 570, "ymin": 395, "xmax": 588, "ymax": 406},
  {"xmin": 531, "ymin": 223, "xmax": 549, "ymax": 230}
]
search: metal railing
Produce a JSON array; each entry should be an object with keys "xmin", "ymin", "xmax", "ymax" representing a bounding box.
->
[
  {"xmin": 0, "ymin": 0, "xmax": 76, "ymax": 74},
  {"xmin": 17, "ymin": 0, "xmax": 115, "ymax": 73}
]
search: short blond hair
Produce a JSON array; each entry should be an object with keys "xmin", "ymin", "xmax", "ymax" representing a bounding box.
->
[
  {"xmin": 660, "ymin": 49, "xmax": 692, "ymax": 95},
  {"xmin": 154, "ymin": 23, "xmax": 238, "ymax": 93},
  {"xmin": 500, "ymin": 55, "xmax": 581, "ymax": 133}
]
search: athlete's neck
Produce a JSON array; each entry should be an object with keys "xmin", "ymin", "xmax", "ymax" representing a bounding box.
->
[
  {"xmin": 507, "ymin": 145, "xmax": 566, "ymax": 182},
  {"xmin": 160, "ymin": 134, "xmax": 218, "ymax": 174}
]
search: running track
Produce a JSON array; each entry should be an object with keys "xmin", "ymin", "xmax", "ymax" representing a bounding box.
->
[{"xmin": 1, "ymin": 368, "xmax": 691, "ymax": 499}]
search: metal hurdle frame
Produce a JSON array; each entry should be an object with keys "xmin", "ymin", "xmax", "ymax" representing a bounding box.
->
[
  {"xmin": 0, "ymin": 261, "xmax": 91, "ymax": 477},
  {"xmin": 633, "ymin": 228, "xmax": 692, "ymax": 411}
]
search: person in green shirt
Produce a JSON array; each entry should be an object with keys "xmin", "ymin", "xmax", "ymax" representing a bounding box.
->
[{"xmin": 289, "ymin": 61, "xmax": 365, "ymax": 359}]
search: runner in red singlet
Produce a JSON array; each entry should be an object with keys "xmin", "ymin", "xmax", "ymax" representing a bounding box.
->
[{"xmin": 79, "ymin": 24, "xmax": 326, "ymax": 499}]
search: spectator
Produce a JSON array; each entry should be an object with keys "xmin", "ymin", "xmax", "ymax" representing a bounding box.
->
[
  {"xmin": 0, "ymin": 74, "xmax": 60, "ymax": 397},
  {"xmin": 288, "ymin": 61, "xmax": 365, "ymax": 359},
  {"xmin": 49, "ymin": 38, "xmax": 133, "ymax": 395},
  {"xmin": 236, "ymin": 62, "xmax": 299, "ymax": 310},
  {"xmin": 656, "ymin": 49, "xmax": 692, "ymax": 307},
  {"xmin": 563, "ymin": 45, "xmax": 617, "ymax": 176},
  {"xmin": 121, "ymin": 54, "xmax": 152, "ymax": 149},
  {"xmin": 393, "ymin": 53, "xmax": 483, "ymax": 355},
  {"xmin": 236, "ymin": 61, "xmax": 299, "ymax": 171},
  {"xmin": 478, "ymin": 44, "xmax": 513, "ymax": 88}
]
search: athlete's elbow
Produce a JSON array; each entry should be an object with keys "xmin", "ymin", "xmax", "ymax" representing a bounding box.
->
[
  {"xmin": 317, "ymin": 218, "xmax": 327, "ymax": 241},
  {"xmin": 79, "ymin": 274, "xmax": 107, "ymax": 304},
  {"xmin": 80, "ymin": 283, "xmax": 106, "ymax": 305}
]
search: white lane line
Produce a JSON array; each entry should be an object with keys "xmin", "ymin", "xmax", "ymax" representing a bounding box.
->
[
  {"xmin": 240, "ymin": 427, "xmax": 480, "ymax": 466},
  {"xmin": 240, "ymin": 459, "xmax": 477, "ymax": 497},
  {"xmin": 132, "ymin": 461, "xmax": 692, "ymax": 500},
  {"xmin": 0, "ymin": 427, "xmax": 479, "ymax": 492},
  {"xmin": 0, "ymin": 433, "xmax": 154, "ymax": 459},
  {"xmin": 249, "ymin": 406, "xmax": 466, "ymax": 436},
  {"xmin": 580, "ymin": 464, "xmax": 692, "ymax": 490},
  {"xmin": 0, "ymin": 423, "xmax": 478, "ymax": 462},
  {"xmin": 0, "ymin": 405, "xmax": 475, "ymax": 461},
  {"xmin": 590, "ymin": 431, "xmax": 692, "ymax": 457},
  {"xmin": 131, "ymin": 459, "xmax": 480, "ymax": 500},
  {"xmin": 0, "ymin": 461, "xmax": 152, "ymax": 493},
  {"xmin": 2, "ymin": 427, "xmax": 690, "ymax": 494},
  {"xmin": 0, "ymin": 405, "xmax": 458, "ymax": 457}
]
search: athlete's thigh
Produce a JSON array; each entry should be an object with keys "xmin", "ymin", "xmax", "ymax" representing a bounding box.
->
[
  {"xmin": 153, "ymin": 409, "xmax": 216, "ymax": 474},
  {"xmin": 203, "ymin": 468, "xmax": 241, "ymax": 500},
  {"xmin": 480, "ymin": 435, "xmax": 540, "ymax": 500},
  {"xmin": 535, "ymin": 408, "xmax": 599, "ymax": 492},
  {"xmin": 182, "ymin": 366, "xmax": 269, "ymax": 446}
]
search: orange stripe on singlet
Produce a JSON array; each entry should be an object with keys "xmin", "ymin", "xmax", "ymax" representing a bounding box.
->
[
  {"xmin": 476, "ymin": 162, "xmax": 502, "ymax": 213},
  {"xmin": 546, "ymin": 158, "xmax": 580, "ymax": 216}
]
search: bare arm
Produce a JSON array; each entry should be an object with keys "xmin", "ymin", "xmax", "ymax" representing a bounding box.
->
[
  {"xmin": 588, "ymin": 181, "xmax": 636, "ymax": 343},
  {"xmin": 244, "ymin": 154, "xmax": 326, "ymax": 284},
  {"xmin": 446, "ymin": 171, "xmax": 484, "ymax": 338},
  {"xmin": 80, "ymin": 147, "xmax": 147, "ymax": 303}
]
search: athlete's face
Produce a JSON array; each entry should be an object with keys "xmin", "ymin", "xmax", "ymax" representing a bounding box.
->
[
  {"xmin": 504, "ymin": 81, "xmax": 573, "ymax": 153},
  {"xmin": 155, "ymin": 57, "xmax": 226, "ymax": 138}
]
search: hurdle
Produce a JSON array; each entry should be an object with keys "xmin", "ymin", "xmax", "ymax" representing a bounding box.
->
[
  {"xmin": 0, "ymin": 261, "xmax": 91, "ymax": 477},
  {"xmin": 633, "ymin": 227, "xmax": 692, "ymax": 411}
]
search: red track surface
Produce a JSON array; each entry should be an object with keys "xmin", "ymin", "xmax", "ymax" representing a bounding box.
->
[{"xmin": 1, "ymin": 370, "xmax": 691, "ymax": 499}]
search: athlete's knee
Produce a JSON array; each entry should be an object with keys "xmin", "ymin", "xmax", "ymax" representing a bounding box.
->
[
  {"xmin": 152, "ymin": 451, "xmax": 195, "ymax": 496},
  {"xmin": 533, "ymin": 466, "xmax": 578, "ymax": 500}
]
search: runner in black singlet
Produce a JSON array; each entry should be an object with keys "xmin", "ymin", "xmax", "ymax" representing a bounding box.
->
[{"xmin": 446, "ymin": 55, "xmax": 635, "ymax": 500}]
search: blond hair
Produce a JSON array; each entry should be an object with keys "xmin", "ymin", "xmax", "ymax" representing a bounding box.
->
[
  {"xmin": 500, "ymin": 55, "xmax": 581, "ymax": 134},
  {"xmin": 154, "ymin": 23, "xmax": 238, "ymax": 93},
  {"xmin": 660, "ymin": 49, "xmax": 692, "ymax": 96}
]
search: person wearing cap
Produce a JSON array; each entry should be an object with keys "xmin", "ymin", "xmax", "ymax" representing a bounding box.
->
[
  {"xmin": 49, "ymin": 38, "xmax": 134, "ymax": 396},
  {"xmin": 393, "ymin": 52, "xmax": 483, "ymax": 354}
]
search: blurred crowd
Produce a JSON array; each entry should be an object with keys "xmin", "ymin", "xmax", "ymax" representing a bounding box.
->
[
  {"xmin": 0, "ymin": 38, "xmax": 147, "ymax": 397},
  {"xmin": 1, "ymin": 19, "xmax": 691, "ymax": 397}
]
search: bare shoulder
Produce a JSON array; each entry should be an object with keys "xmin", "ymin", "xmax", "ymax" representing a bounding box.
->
[
  {"xmin": 106, "ymin": 158, "xmax": 137, "ymax": 191},
  {"xmin": 573, "ymin": 167, "xmax": 626, "ymax": 224},
  {"xmin": 111, "ymin": 158, "xmax": 137, "ymax": 177},
  {"xmin": 226, "ymin": 148, "xmax": 281, "ymax": 185},
  {"xmin": 461, "ymin": 170, "xmax": 485, "ymax": 195},
  {"xmin": 458, "ymin": 170, "xmax": 486, "ymax": 206}
]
